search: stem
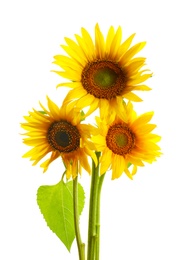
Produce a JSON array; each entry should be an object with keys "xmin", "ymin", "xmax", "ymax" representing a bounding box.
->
[
  {"xmin": 95, "ymin": 173, "xmax": 106, "ymax": 260},
  {"xmin": 73, "ymin": 176, "xmax": 85, "ymax": 260},
  {"xmin": 87, "ymin": 152, "xmax": 101, "ymax": 260}
]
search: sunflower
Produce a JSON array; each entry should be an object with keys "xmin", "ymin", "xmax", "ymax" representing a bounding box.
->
[
  {"xmin": 21, "ymin": 97, "xmax": 96, "ymax": 179},
  {"xmin": 53, "ymin": 24, "xmax": 152, "ymax": 117},
  {"xmin": 91, "ymin": 102, "xmax": 161, "ymax": 180}
]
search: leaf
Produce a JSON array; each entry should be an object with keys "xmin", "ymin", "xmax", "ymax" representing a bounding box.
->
[{"xmin": 37, "ymin": 180, "xmax": 85, "ymax": 251}]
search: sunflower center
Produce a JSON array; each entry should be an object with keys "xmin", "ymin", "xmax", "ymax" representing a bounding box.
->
[
  {"xmin": 115, "ymin": 133, "xmax": 128, "ymax": 147},
  {"xmin": 81, "ymin": 60, "xmax": 127, "ymax": 99},
  {"xmin": 93, "ymin": 67, "xmax": 117, "ymax": 89},
  {"xmin": 47, "ymin": 121, "xmax": 80, "ymax": 153},
  {"xmin": 106, "ymin": 123, "xmax": 135, "ymax": 155}
]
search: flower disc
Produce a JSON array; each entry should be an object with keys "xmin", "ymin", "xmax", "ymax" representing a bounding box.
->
[
  {"xmin": 47, "ymin": 121, "xmax": 80, "ymax": 153},
  {"xmin": 106, "ymin": 123, "xmax": 135, "ymax": 155},
  {"xmin": 81, "ymin": 60, "xmax": 126, "ymax": 99}
]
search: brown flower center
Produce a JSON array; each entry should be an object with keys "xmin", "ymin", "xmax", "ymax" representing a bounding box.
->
[
  {"xmin": 81, "ymin": 60, "xmax": 127, "ymax": 99},
  {"xmin": 106, "ymin": 123, "xmax": 135, "ymax": 155},
  {"xmin": 47, "ymin": 121, "xmax": 80, "ymax": 153}
]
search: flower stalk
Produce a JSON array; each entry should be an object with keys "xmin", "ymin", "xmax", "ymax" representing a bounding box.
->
[
  {"xmin": 73, "ymin": 176, "xmax": 85, "ymax": 260},
  {"xmin": 95, "ymin": 173, "xmax": 106, "ymax": 260},
  {"xmin": 87, "ymin": 152, "xmax": 102, "ymax": 260}
]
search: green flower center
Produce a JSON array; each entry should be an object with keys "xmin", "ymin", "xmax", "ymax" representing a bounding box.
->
[
  {"xmin": 47, "ymin": 121, "xmax": 80, "ymax": 153},
  {"xmin": 106, "ymin": 123, "xmax": 135, "ymax": 155},
  {"xmin": 115, "ymin": 133, "xmax": 128, "ymax": 147},
  {"xmin": 93, "ymin": 67, "xmax": 118, "ymax": 89},
  {"xmin": 81, "ymin": 60, "xmax": 127, "ymax": 99}
]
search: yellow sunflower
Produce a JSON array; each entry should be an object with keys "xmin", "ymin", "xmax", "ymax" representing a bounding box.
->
[
  {"xmin": 92, "ymin": 102, "xmax": 161, "ymax": 180},
  {"xmin": 53, "ymin": 24, "xmax": 152, "ymax": 117},
  {"xmin": 21, "ymin": 97, "xmax": 97, "ymax": 179}
]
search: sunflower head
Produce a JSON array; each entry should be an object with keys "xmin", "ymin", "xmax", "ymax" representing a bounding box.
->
[
  {"xmin": 21, "ymin": 97, "xmax": 97, "ymax": 179},
  {"xmin": 92, "ymin": 102, "xmax": 161, "ymax": 180},
  {"xmin": 53, "ymin": 24, "xmax": 152, "ymax": 117}
]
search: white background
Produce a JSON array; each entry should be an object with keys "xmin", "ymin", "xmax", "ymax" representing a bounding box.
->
[{"xmin": 1, "ymin": 0, "xmax": 194, "ymax": 259}]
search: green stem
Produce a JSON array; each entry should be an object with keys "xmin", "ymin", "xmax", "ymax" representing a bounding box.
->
[
  {"xmin": 95, "ymin": 173, "xmax": 106, "ymax": 260},
  {"xmin": 87, "ymin": 152, "xmax": 101, "ymax": 260},
  {"xmin": 73, "ymin": 176, "xmax": 85, "ymax": 260}
]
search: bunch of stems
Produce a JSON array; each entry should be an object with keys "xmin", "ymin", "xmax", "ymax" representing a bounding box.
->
[{"xmin": 73, "ymin": 152, "xmax": 105, "ymax": 260}]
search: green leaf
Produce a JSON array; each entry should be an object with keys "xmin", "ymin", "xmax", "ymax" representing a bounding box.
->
[{"xmin": 37, "ymin": 180, "xmax": 85, "ymax": 251}]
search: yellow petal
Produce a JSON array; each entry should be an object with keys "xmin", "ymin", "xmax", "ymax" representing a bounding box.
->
[
  {"xmin": 61, "ymin": 45, "xmax": 86, "ymax": 66},
  {"xmin": 126, "ymin": 155, "xmax": 144, "ymax": 166},
  {"xmin": 79, "ymin": 151, "xmax": 91, "ymax": 174},
  {"xmin": 117, "ymin": 33, "xmax": 136, "ymax": 58},
  {"xmin": 53, "ymin": 70, "xmax": 80, "ymax": 81},
  {"xmin": 109, "ymin": 26, "xmax": 122, "ymax": 59},
  {"xmin": 22, "ymin": 144, "xmax": 49, "ymax": 159},
  {"xmin": 126, "ymin": 58, "xmax": 146, "ymax": 75},
  {"xmin": 99, "ymin": 99, "xmax": 110, "ymax": 119},
  {"xmin": 84, "ymin": 98, "xmax": 99, "ymax": 117},
  {"xmin": 23, "ymin": 138, "xmax": 46, "ymax": 146},
  {"xmin": 75, "ymin": 34, "xmax": 94, "ymax": 61},
  {"xmin": 81, "ymin": 27, "xmax": 95, "ymax": 55},
  {"xmin": 53, "ymin": 55, "xmax": 82, "ymax": 71},
  {"xmin": 123, "ymin": 91, "xmax": 143, "ymax": 102},
  {"xmin": 32, "ymin": 148, "xmax": 51, "ymax": 165},
  {"xmin": 120, "ymin": 42, "xmax": 146, "ymax": 65},
  {"xmin": 64, "ymin": 86, "xmax": 87, "ymax": 101},
  {"xmin": 133, "ymin": 124, "xmax": 156, "ymax": 135},
  {"xmin": 115, "ymin": 96, "xmax": 128, "ymax": 122},
  {"xmin": 65, "ymin": 37, "xmax": 87, "ymax": 61},
  {"xmin": 56, "ymin": 81, "xmax": 82, "ymax": 89},
  {"xmin": 46, "ymin": 96, "xmax": 61, "ymax": 120},
  {"xmin": 111, "ymin": 154, "xmax": 125, "ymax": 179},
  {"xmin": 40, "ymin": 151, "xmax": 59, "ymax": 172},
  {"xmin": 132, "ymin": 112, "xmax": 154, "ymax": 127},
  {"xmin": 105, "ymin": 26, "xmax": 115, "ymax": 54},
  {"xmin": 124, "ymin": 167, "xmax": 133, "ymax": 180},
  {"xmin": 131, "ymin": 85, "xmax": 152, "ymax": 91},
  {"xmin": 129, "ymin": 73, "xmax": 152, "ymax": 85},
  {"xmin": 100, "ymin": 148, "xmax": 112, "ymax": 175},
  {"xmin": 76, "ymin": 94, "xmax": 95, "ymax": 109},
  {"xmin": 95, "ymin": 24, "xmax": 105, "ymax": 58},
  {"xmin": 84, "ymin": 146, "xmax": 97, "ymax": 167}
]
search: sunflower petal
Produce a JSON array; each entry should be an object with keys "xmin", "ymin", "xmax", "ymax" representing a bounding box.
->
[
  {"xmin": 100, "ymin": 148, "xmax": 112, "ymax": 175},
  {"xmin": 95, "ymin": 23, "xmax": 105, "ymax": 58},
  {"xmin": 105, "ymin": 26, "xmax": 115, "ymax": 54},
  {"xmin": 120, "ymin": 42, "xmax": 146, "ymax": 65},
  {"xmin": 117, "ymin": 33, "xmax": 136, "ymax": 58},
  {"xmin": 111, "ymin": 155, "xmax": 125, "ymax": 179},
  {"xmin": 123, "ymin": 91, "xmax": 143, "ymax": 102},
  {"xmin": 109, "ymin": 26, "xmax": 122, "ymax": 59},
  {"xmin": 81, "ymin": 27, "xmax": 95, "ymax": 54}
]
